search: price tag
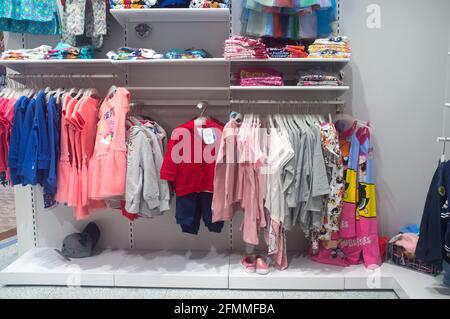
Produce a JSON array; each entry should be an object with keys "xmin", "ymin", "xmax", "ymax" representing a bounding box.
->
[{"xmin": 203, "ymin": 128, "xmax": 216, "ymax": 145}]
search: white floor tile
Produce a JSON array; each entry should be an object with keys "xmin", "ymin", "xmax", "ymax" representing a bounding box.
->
[
  {"xmin": 164, "ymin": 289, "xmax": 284, "ymax": 299},
  {"xmin": 0, "ymin": 285, "xmax": 54, "ymax": 299},
  {"xmin": 47, "ymin": 286, "xmax": 168, "ymax": 299},
  {"xmin": 282, "ymin": 290, "xmax": 398, "ymax": 299}
]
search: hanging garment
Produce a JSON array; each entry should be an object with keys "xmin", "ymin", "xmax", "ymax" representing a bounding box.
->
[
  {"xmin": 416, "ymin": 160, "xmax": 450, "ymax": 266},
  {"xmin": 125, "ymin": 122, "xmax": 170, "ymax": 217},
  {"xmin": 62, "ymin": 0, "xmax": 107, "ymax": 49},
  {"xmin": 336, "ymin": 124, "xmax": 381, "ymax": 268},
  {"xmin": 0, "ymin": 0, "xmax": 61, "ymax": 35},
  {"xmin": 89, "ymin": 88, "xmax": 130, "ymax": 200},
  {"xmin": 161, "ymin": 118, "xmax": 224, "ymax": 196},
  {"xmin": 161, "ymin": 117, "xmax": 224, "ymax": 234},
  {"xmin": 318, "ymin": 121, "xmax": 344, "ymax": 240},
  {"xmin": 212, "ymin": 117, "xmax": 242, "ymax": 222}
]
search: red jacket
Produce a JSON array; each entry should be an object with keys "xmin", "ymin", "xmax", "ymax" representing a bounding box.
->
[{"xmin": 160, "ymin": 118, "xmax": 224, "ymax": 196}]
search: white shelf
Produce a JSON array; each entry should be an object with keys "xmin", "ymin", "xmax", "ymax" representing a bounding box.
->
[
  {"xmin": 112, "ymin": 58, "xmax": 229, "ymax": 70},
  {"xmin": 110, "ymin": 8, "xmax": 230, "ymax": 28},
  {"xmin": 231, "ymin": 86, "xmax": 350, "ymax": 91},
  {"xmin": 1, "ymin": 249, "xmax": 448, "ymax": 299},
  {"xmin": 230, "ymin": 58, "xmax": 350, "ymax": 63},
  {"xmin": 114, "ymin": 250, "xmax": 229, "ymax": 288},
  {"xmin": 0, "ymin": 59, "xmax": 111, "ymax": 73}
]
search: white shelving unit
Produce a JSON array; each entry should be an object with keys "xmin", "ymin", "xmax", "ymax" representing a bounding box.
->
[
  {"xmin": 230, "ymin": 86, "xmax": 350, "ymax": 91},
  {"xmin": 0, "ymin": 59, "xmax": 112, "ymax": 73},
  {"xmin": 0, "ymin": 248, "xmax": 446, "ymax": 298},
  {"xmin": 110, "ymin": 8, "xmax": 230, "ymax": 27},
  {"xmin": 230, "ymin": 58, "xmax": 350, "ymax": 63}
]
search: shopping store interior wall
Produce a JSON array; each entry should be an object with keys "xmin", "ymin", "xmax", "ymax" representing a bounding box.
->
[
  {"xmin": 341, "ymin": 0, "xmax": 450, "ymax": 236},
  {"xmin": 3, "ymin": 1, "xmax": 450, "ymax": 251}
]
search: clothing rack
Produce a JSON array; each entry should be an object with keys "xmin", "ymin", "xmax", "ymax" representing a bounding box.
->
[{"xmin": 230, "ymin": 99, "xmax": 344, "ymax": 105}]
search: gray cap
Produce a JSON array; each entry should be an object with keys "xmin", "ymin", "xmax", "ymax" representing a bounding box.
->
[{"xmin": 57, "ymin": 222, "xmax": 101, "ymax": 259}]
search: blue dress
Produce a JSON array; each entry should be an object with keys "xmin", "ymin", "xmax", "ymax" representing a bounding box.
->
[{"xmin": 0, "ymin": 0, "xmax": 61, "ymax": 35}]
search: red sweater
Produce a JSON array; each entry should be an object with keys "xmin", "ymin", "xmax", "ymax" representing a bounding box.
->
[{"xmin": 160, "ymin": 118, "xmax": 224, "ymax": 196}]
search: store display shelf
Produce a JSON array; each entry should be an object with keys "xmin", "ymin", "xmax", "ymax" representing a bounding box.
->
[
  {"xmin": 112, "ymin": 58, "xmax": 229, "ymax": 70},
  {"xmin": 0, "ymin": 59, "xmax": 112, "ymax": 73},
  {"xmin": 1, "ymin": 248, "xmax": 446, "ymax": 298},
  {"xmin": 230, "ymin": 86, "xmax": 350, "ymax": 91},
  {"xmin": 110, "ymin": 8, "xmax": 230, "ymax": 28},
  {"xmin": 230, "ymin": 58, "xmax": 350, "ymax": 63}
]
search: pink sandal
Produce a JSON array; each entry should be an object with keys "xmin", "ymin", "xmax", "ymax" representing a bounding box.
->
[
  {"xmin": 240, "ymin": 255, "xmax": 256, "ymax": 273},
  {"xmin": 255, "ymin": 255, "xmax": 270, "ymax": 275}
]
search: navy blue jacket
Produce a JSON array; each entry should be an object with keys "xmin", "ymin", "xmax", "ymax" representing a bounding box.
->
[{"xmin": 416, "ymin": 161, "xmax": 450, "ymax": 265}]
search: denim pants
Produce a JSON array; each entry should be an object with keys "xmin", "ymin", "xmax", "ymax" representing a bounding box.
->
[{"xmin": 444, "ymin": 260, "xmax": 450, "ymax": 286}]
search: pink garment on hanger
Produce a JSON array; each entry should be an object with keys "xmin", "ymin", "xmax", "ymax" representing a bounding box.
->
[
  {"xmin": 71, "ymin": 96, "xmax": 106, "ymax": 219},
  {"xmin": 212, "ymin": 118, "xmax": 241, "ymax": 222},
  {"xmin": 89, "ymin": 88, "xmax": 130, "ymax": 200},
  {"xmin": 55, "ymin": 95, "xmax": 75, "ymax": 204}
]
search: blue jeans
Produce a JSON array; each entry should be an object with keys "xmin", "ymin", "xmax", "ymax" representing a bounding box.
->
[{"xmin": 444, "ymin": 260, "xmax": 450, "ymax": 286}]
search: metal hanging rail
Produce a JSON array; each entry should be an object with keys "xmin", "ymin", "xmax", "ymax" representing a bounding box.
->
[{"xmin": 230, "ymin": 99, "xmax": 345, "ymax": 105}]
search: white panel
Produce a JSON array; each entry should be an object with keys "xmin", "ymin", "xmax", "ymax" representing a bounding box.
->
[
  {"xmin": 13, "ymin": 185, "xmax": 36, "ymax": 255},
  {"xmin": 114, "ymin": 250, "xmax": 229, "ymax": 288},
  {"xmin": 125, "ymin": 21, "xmax": 229, "ymax": 58},
  {"xmin": 0, "ymin": 248, "xmax": 125, "ymax": 286},
  {"xmin": 132, "ymin": 213, "xmax": 230, "ymax": 251},
  {"xmin": 33, "ymin": 186, "xmax": 131, "ymax": 250}
]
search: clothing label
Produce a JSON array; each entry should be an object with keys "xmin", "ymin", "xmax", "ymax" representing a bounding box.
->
[{"xmin": 203, "ymin": 128, "xmax": 215, "ymax": 145}]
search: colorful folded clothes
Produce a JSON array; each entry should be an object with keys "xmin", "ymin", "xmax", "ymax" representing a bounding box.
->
[
  {"xmin": 307, "ymin": 36, "xmax": 351, "ymax": 59},
  {"xmin": 107, "ymin": 47, "xmax": 163, "ymax": 60},
  {"xmin": 297, "ymin": 70, "xmax": 343, "ymax": 86},
  {"xmin": 165, "ymin": 48, "xmax": 212, "ymax": 59},
  {"xmin": 237, "ymin": 68, "xmax": 283, "ymax": 86},
  {"xmin": 224, "ymin": 36, "xmax": 269, "ymax": 60},
  {"xmin": 47, "ymin": 43, "xmax": 95, "ymax": 60},
  {"xmin": 1, "ymin": 45, "xmax": 52, "ymax": 60},
  {"xmin": 109, "ymin": 0, "xmax": 157, "ymax": 9}
]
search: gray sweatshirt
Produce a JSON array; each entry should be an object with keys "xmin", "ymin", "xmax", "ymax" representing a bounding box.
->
[{"xmin": 125, "ymin": 125, "xmax": 170, "ymax": 217}]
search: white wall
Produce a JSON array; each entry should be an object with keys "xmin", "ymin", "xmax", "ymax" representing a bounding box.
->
[{"xmin": 341, "ymin": 0, "xmax": 450, "ymax": 236}]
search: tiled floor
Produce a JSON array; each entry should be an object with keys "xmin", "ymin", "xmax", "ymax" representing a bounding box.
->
[
  {"xmin": 0, "ymin": 187, "xmax": 16, "ymax": 238},
  {"xmin": 0, "ymin": 243, "xmax": 399, "ymax": 299}
]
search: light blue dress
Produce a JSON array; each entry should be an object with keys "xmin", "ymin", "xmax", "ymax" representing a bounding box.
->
[{"xmin": 0, "ymin": 0, "xmax": 61, "ymax": 35}]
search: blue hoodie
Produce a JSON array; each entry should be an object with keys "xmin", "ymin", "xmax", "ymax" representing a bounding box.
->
[{"xmin": 8, "ymin": 96, "xmax": 30, "ymax": 185}]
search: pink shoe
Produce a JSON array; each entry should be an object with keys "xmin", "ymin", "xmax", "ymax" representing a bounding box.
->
[
  {"xmin": 255, "ymin": 255, "xmax": 270, "ymax": 275},
  {"xmin": 240, "ymin": 255, "xmax": 256, "ymax": 273}
]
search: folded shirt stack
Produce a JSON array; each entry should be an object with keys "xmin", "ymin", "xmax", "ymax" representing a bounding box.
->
[
  {"xmin": 285, "ymin": 45, "xmax": 308, "ymax": 58},
  {"xmin": 237, "ymin": 68, "xmax": 283, "ymax": 86},
  {"xmin": 109, "ymin": 0, "xmax": 157, "ymax": 9},
  {"xmin": 46, "ymin": 43, "xmax": 94, "ymax": 60},
  {"xmin": 297, "ymin": 70, "xmax": 343, "ymax": 86},
  {"xmin": 267, "ymin": 48, "xmax": 289, "ymax": 58},
  {"xmin": 165, "ymin": 48, "xmax": 211, "ymax": 59},
  {"xmin": 308, "ymin": 36, "xmax": 351, "ymax": 59},
  {"xmin": 107, "ymin": 47, "xmax": 164, "ymax": 60},
  {"xmin": 224, "ymin": 36, "xmax": 269, "ymax": 60},
  {"xmin": 1, "ymin": 45, "xmax": 52, "ymax": 60}
]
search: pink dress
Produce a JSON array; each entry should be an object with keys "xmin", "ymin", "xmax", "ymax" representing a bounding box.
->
[
  {"xmin": 71, "ymin": 96, "xmax": 106, "ymax": 219},
  {"xmin": 89, "ymin": 88, "xmax": 130, "ymax": 200},
  {"xmin": 65, "ymin": 97, "xmax": 80, "ymax": 207},
  {"xmin": 55, "ymin": 95, "xmax": 74, "ymax": 204}
]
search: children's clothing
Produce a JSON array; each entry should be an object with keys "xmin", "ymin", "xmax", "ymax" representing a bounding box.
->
[
  {"xmin": 176, "ymin": 192, "xmax": 224, "ymax": 234},
  {"xmin": 89, "ymin": 88, "xmax": 130, "ymax": 200},
  {"xmin": 0, "ymin": 0, "xmax": 61, "ymax": 35},
  {"xmin": 160, "ymin": 118, "xmax": 224, "ymax": 196}
]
